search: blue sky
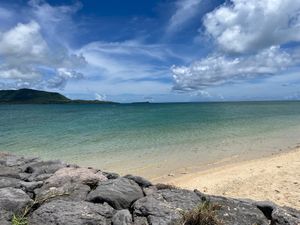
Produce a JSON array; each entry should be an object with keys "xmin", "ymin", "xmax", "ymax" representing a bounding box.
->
[{"xmin": 0, "ymin": 0, "xmax": 300, "ymax": 102}]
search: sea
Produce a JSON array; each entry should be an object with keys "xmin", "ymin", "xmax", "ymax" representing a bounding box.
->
[{"xmin": 1, "ymin": 101, "xmax": 300, "ymax": 179}]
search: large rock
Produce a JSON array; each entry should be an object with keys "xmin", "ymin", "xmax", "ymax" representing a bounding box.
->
[
  {"xmin": 35, "ymin": 182, "xmax": 91, "ymax": 202},
  {"xmin": 206, "ymin": 195, "xmax": 270, "ymax": 225},
  {"xmin": 272, "ymin": 207, "xmax": 300, "ymax": 225},
  {"xmin": 23, "ymin": 160, "xmax": 66, "ymax": 181},
  {"xmin": 0, "ymin": 187, "xmax": 33, "ymax": 224},
  {"xmin": 0, "ymin": 166, "xmax": 21, "ymax": 179},
  {"xmin": 29, "ymin": 200, "xmax": 115, "ymax": 225},
  {"xmin": 87, "ymin": 177, "xmax": 144, "ymax": 209},
  {"xmin": 134, "ymin": 195, "xmax": 182, "ymax": 225},
  {"xmin": 134, "ymin": 189, "xmax": 271, "ymax": 225},
  {"xmin": 133, "ymin": 216, "xmax": 149, "ymax": 225},
  {"xmin": 123, "ymin": 174, "xmax": 152, "ymax": 188},
  {"xmin": 20, "ymin": 181, "xmax": 43, "ymax": 192},
  {"xmin": 255, "ymin": 201, "xmax": 300, "ymax": 225},
  {"xmin": 0, "ymin": 153, "xmax": 38, "ymax": 167},
  {"xmin": 0, "ymin": 215, "xmax": 11, "ymax": 225},
  {"xmin": 30, "ymin": 173, "xmax": 53, "ymax": 182},
  {"xmin": 156, "ymin": 189, "xmax": 203, "ymax": 210},
  {"xmin": 133, "ymin": 189, "xmax": 203, "ymax": 225},
  {"xmin": 0, "ymin": 187, "xmax": 33, "ymax": 213},
  {"xmin": 34, "ymin": 167, "xmax": 107, "ymax": 202},
  {"xmin": 103, "ymin": 171, "xmax": 120, "ymax": 179},
  {"xmin": 0, "ymin": 177, "xmax": 21, "ymax": 188},
  {"xmin": 44, "ymin": 167, "xmax": 107, "ymax": 187},
  {"xmin": 112, "ymin": 209, "xmax": 133, "ymax": 225}
]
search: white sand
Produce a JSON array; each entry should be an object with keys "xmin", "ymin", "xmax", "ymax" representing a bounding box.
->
[{"xmin": 167, "ymin": 148, "xmax": 300, "ymax": 209}]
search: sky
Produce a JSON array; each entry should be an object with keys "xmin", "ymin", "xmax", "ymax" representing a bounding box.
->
[{"xmin": 0, "ymin": 0, "xmax": 300, "ymax": 102}]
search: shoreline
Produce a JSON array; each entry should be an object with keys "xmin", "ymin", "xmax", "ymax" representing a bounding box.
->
[
  {"xmin": 1, "ymin": 152, "xmax": 299, "ymax": 224},
  {"xmin": 165, "ymin": 147, "xmax": 300, "ymax": 209}
]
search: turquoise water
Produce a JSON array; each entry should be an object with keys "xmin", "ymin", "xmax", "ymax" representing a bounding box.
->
[{"xmin": 1, "ymin": 102, "xmax": 300, "ymax": 178}]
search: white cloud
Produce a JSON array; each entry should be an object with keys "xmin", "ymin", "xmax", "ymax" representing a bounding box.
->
[
  {"xmin": 78, "ymin": 40, "xmax": 177, "ymax": 82},
  {"xmin": 204, "ymin": 0, "xmax": 300, "ymax": 53},
  {"xmin": 0, "ymin": 1, "xmax": 86, "ymax": 90},
  {"xmin": 81, "ymin": 40, "xmax": 181, "ymax": 63},
  {"xmin": 28, "ymin": 0, "xmax": 81, "ymax": 40},
  {"xmin": 171, "ymin": 0, "xmax": 300, "ymax": 92},
  {"xmin": 172, "ymin": 46, "xmax": 293, "ymax": 91},
  {"xmin": 167, "ymin": 0, "xmax": 202, "ymax": 34},
  {"xmin": 46, "ymin": 68, "xmax": 84, "ymax": 89},
  {"xmin": 61, "ymin": 40, "xmax": 179, "ymax": 100},
  {"xmin": 0, "ymin": 68, "xmax": 40, "ymax": 80},
  {"xmin": 0, "ymin": 21, "xmax": 48, "ymax": 61}
]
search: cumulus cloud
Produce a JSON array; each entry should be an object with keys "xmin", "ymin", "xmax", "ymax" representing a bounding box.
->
[
  {"xmin": 0, "ymin": 21, "xmax": 48, "ymax": 63},
  {"xmin": 167, "ymin": 0, "xmax": 202, "ymax": 34},
  {"xmin": 47, "ymin": 68, "xmax": 84, "ymax": 89},
  {"xmin": 0, "ymin": 1, "xmax": 85, "ymax": 90},
  {"xmin": 171, "ymin": 0, "xmax": 300, "ymax": 92},
  {"xmin": 172, "ymin": 46, "xmax": 292, "ymax": 91},
  {"xmin": 204, "ymin": 0, "xmax": 300, "ymax": 53}
]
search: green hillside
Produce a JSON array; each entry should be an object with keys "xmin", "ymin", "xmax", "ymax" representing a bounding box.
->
[{"xmin": 0, "ymin": 89, "xmax": 116, "ymax": 104}]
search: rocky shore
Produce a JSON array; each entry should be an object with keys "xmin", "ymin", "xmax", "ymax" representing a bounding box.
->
[{"xmin": 0, "ymin": 152, "xmax": 299, "ymax": 225}]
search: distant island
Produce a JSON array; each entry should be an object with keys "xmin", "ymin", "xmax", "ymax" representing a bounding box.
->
[{"xmin": 0, "ymin": 88, "xmax": 117, "ymax": 104}]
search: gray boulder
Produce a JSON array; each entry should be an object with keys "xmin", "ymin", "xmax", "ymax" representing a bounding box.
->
[
  {"xmin": 35, "ymin": 182, "xmax": 91, "ymax": 202},
  {"xmin": 34, "ymin": 167, "xmax": 107, "ymax": 202},
  {"xmin": 29, "ymin": 173, "xmax": 53, "ymax": 182},
  {"xmin": 157, "ymin": 189, "xmax": 203, "ymax": 210},
  {"xmin": 20, "ymin": 181, "xmax": 43, "ymax": 192},
  {"xmin": 0, "ymin": 187, "xmax": 33, "ymax": 213},
  {"xmin": 29, "ymin": 200, "xmax": 115, "ymax": 225},
  {"xmin": 23, "ymin": 160, "xmax": 66, "ymax": 181},
  {"xmin": 44, "ymin": 167, "xmax": 107, "ymax": 187},
  {"xmin": 143, "ymin": 186, "xmax": 158, "ymax": 196},
  {"xmin": 206, "ymin": 195, "xmax": 270, "ymax": 225},
  {"xmin": 134, "ymin": 189, "xmax": 271, "ymax": 225},
  {"xmin": 103, "ymin": 171, "xmax": 120, "ymax": 179},
  {"xmin": 255, "ymin": 201, "xmax": 300, "ymax": 225},
  {"xmin": 133, "ymin": 189, "xmax": 203, "ymax": 225},
  {"xmin": 272, "ymin": 207, "xmax": 300, "ymax": 225},
  {"xmin": 134, "ymin": 195, "xmax": 182, "ymax": 225},
  {"xmin": 0, "ymin": 214, "xmax": 11, "ymax": 225},
  {"xmin": 0, "ymin": 153, "xmax": 38, "ymax": 167},
  {"xmin": 112, "ymin": 209, "xmax": 133, "ymax": 225},
  {"xmin": 133, "ymin": 216, "xmax": 149, "ymax": 225},
  {"xmin": 0, "ymin": 187, "xmax": 33, "ymax": 224},
  {"xmin": 87, "ymin": 177, "xmax": 144, "ymax": 209},
  {"xmin": 123, "ymin": 174, "xmax": 152, "ymax": 188},
  {"xmin": 0, "ymin": 166, "xmax": 21, "ymax": 179},
  {"xmin": 0, "ymin": 177, "xmax": 21, "ymax": 188}
]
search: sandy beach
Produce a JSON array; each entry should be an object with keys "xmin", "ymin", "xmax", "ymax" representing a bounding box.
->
[{"xmin": 165, "ymin": 148, "xmax": 300, "ymax": 209}]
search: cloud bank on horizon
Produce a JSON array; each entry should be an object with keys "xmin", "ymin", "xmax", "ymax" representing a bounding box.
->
[{"xmin": 0, "ymin": 0, "xmax": 300, "ymax": 102}]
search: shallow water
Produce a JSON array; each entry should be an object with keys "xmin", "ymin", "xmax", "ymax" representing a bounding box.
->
[{"xmin": 1, "ymin": 101, "xmax": 300, "ymax": 178}]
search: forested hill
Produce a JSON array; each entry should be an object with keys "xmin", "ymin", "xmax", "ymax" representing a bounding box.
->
[{"xmin": 0, "ymin": 89, "xmax": 116, "ymax": 104}]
